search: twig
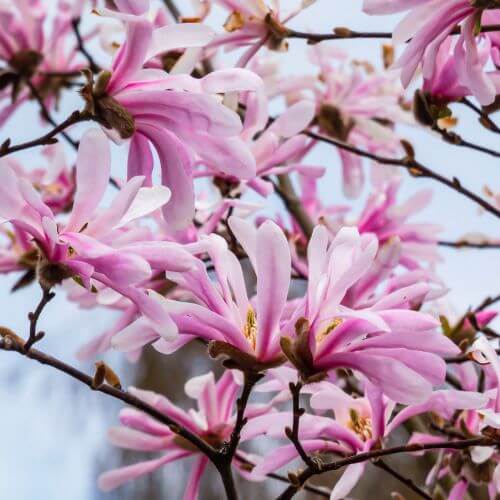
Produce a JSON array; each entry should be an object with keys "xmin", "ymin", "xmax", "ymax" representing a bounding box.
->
[
  {"xmin": 284, "ymin": 382, "xmax": 318, "ymax": 470},
  {"xmin": 0, "ymin": 335, "xmax": 217, "ymax": 459},
  {"xmin": 226, "ymin": 372, "xmax": 263, "ymax": 458},
  {"xmin": 432, "ymin": 125, "xmax": 500, "ymax": 158},
  {"xmin": 234, "ymin": 454, "xmax": 330, "ymax": 498},
  {"xmin": 71, "ymin": 18, "xmax": 101, "ymax": 74},
  {"xmin": 303, "ymin": 129, "xmax": 500, "ymax": 219},
  {"xmin": 25, "ymin": 80, "xmax": 79, "ymax": 149},
  {"xmin": 25, "ymin": 288, "xmax": 55, "ymax": 351},
  {"xmin": 162, "ymin": 0, "xmax": 181, "ymax": 20},
  {"xmin": 276, "ymin": 437, "xmax": 500, "ymax": 499},
  {"xmin": 273, "ymin": 176, "xmax": 315, "ymax": 239},
  {"xmin": 285, "ymin": 24, "xmax": 500, "ymax": 43},
  {"xmin": 0, "ymin": 110, "xmax": 92, "ymax": 158},
  {"xmin": 461, "ymin": 98, "xmax": 500, "ymax": 134},
  {"xmin": 374, "ymin": 460, "xmax": 432, "ymax": 500},
  {"xmin": 439, "ymin": 240, "xmax": 500, "ymax": 249},
  {"xmin": 445, "ymin": 348, "xmax": 500, "ymax": 364},
  {"xmin": 475, "ymin": 294, "xmax": 500, "ymax": 313}
]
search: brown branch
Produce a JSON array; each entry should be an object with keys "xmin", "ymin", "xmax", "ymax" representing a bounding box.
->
[
  {"xmin": 273, "ymin": 175, "xmax": 315, "ymax": 239},
  {"xmin": 374, "ymin": 460, "xmax": 432, "ymax": 500},
  {"xmin": 285, "ymin": 24, "xmax": 500, "ymax": 43},
  {"xmin": 304, "ymin": 129, "xmax": 500, "ymax": 219},
  {"xmin": 0, "ymin": 110, "xmax": 92, "ymax": 158},
  {"xmin": 162, "ymin": 0, "xmax": 181, "ymax": 20},
  {"xmin": 439, "ymin": 240, "xmax": 500, "ymax": 249},
  {"xmin": 475, "ymin": 294, "xmax": 500, "ymax": 313},
  {"xmin": 445, "ymin": 347, "xmax": 500, "ymax": 364},
  {"xmin": 25, "ymin": 288, "xmax": 55, "ymax": 351},
  {"xmin": 0, "ymin": 335, "xmax": 218, "ymax": 459},
  {"xmin": 226, "ymin": 371, "xmax": 263, "ymax": 458},
  {"xmin": 71, "ymin": 18, "xmax": 101, "ymax": 74},
  {"xmin": 432, "ymin": 125, "xmax": 500, "ymax": 158},
  {"xmin": 276, "ymin": 437, "xmax": 500, "ymax": 499},
  {"xmin": 461, "ymin": 98, "xmax": 500, "ymax": 134},
  {"xmin": 25, "ymin": 80, "xmax": 79, "ymax": 149},
  {"xmin": 234, "ymin": 454, "xmax": 330, "ymax": 498},
  {"xmin": 284, "ymin": 382, "xmax": 318, "ymax": 470}
]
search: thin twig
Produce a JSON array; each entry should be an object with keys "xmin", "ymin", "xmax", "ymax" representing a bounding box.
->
[
  {"xmin": 303, "ymin": 129, "xmax": 500, "ymax": 219},
  {"xmin": 71, "ymin": 18, "xmax": 101, "ymax": 74},
  {"xmin": 276, "ymin": 437, "xmax": 500, "ymax": 499},
  {"xmin": 226, "ymin": 372, "xmax": 263, "ymax": 459},
  {"xmin": 25, "ymin": 288, "xmax": 55, "ymax": 351},
  {"xmin": 285, "ymin": 24, "xmax": 500, "ymax": 43},
  {"xmin": 445, "ymin": 348, "xmax": 500, "ymax": 364},
  {"xmin": 432, "ymin": 125, "xmax": 500, "ymax": 158},
  {"xmin": 162, "ymin": 0, "xmax": 181, "ymax": 20},
  {"xmin": 439, "ymin": 240, "xmax": 500, "ymax": 249},
  {"xmin": 0, "ymin": 110, "xmax": 92, "ymax": 158},
  {"xmin": 0, "ymin": 335, "xmax": 217, "ymax": 459},
  {"xmin": 374, "ymin": 460, "xmax": 432, "ymax": 500},
  {"xmin": 25, "ymin": 80, "xmax": 79, "ymax": 149},
  {"xmin": 461, "ymin": 98, "xmax": 500, "ymax": 134},
  {"xmin": 285, "ymin": 382, "xmax": 318, "ymax": 470}
]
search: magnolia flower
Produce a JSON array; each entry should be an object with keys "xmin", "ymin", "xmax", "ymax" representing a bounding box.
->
[
  {"xmin": 194, "ymin": 99, "xmax": 324, "ymax": 198},
  {"xmin": 363, "ymin": 0, "xmax": 500, "ymax": 105},
  {"xmin": 280, "ymin": 224, "xmax": 459, "ymax": 404},
  {"xmin": 112, "ymin": 216, "xmax": 292, "ymax": 370},
  {"xmin": 244, "ymin": 380, "xmax": 487, "ymax": 499},
  {"xmin": 87, "ymin": 1, "xmax": 263, "ymax": 230},
  {"xmin": 0, "ymin": 128, "xmax": 179, "ymax": 338},
  {"xmin": 0, "ymin": 0, "xmax": 91, "ymax": 125},
  {"xmin": 99, "ymin": 370, "xmax": 268, "ymax": 495},
  {"xmin": 210, "ymin": 0, "xmax": 316, "ymax": 67}
]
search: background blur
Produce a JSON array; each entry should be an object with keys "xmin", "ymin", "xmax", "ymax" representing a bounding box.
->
[{"xmin": 0, "ymin": 1, "xmax": 499, "ymax": 499}]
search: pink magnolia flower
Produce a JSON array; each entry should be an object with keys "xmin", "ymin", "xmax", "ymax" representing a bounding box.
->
[
  {"xmin": 280, "ymin": 224, "xmax": 459, "ymax": 403},
  {"xmin": 244, "ymin": 380, "xmax": 486, "ymax": 499},
  {"xmin": 258, "ymin": 44, "xmax": 412, "ymax": 197},
  {"xmin": 99, "ymin": 370, "xmax": 267, "ymax": 496},
  {"xmin": 0, "ymin": 0, "xmax": 91, "ymax": 125},
  {"xmin": 0, "ymin": 128, "xmax": 179, "ymax": 338},
  {"xmin": 194, "ymin": 98, "xmax": 324, "ymax": 198},
  {"xmin": 89, "ymin": 1, "xmax": 262, "ymax": 230},
  {"xmin": 363, "ymin": 0, "xmax": 500, "ymax": 105},
  {"xmin": 209, "ymin": 1, "xmax": 316, "ymax": 67},
  {"xmin": 112, "ymin": 216, "xmax": 292, "ymax": 369}
]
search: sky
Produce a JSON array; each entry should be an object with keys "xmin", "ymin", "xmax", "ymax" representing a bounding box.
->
[{"xmin": 0, "ymin": 1, "xmax": 499, "ymax": 499}]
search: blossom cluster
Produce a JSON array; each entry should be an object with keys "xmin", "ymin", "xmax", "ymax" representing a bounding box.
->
[{"xmin": 0, "ymin": 0, "xmax": 499, "ymax": 499}]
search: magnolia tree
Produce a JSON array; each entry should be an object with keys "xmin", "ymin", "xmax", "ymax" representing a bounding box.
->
[{"xmin": 1, "ymin": 0, "xmax": 500, "ymax": 499}]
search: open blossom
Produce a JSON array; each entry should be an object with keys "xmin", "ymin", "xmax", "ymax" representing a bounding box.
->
[
  {"xmin": 280, "ymin": 224, "xmax": 459, "ymax": 403},
  {"xmin": 363, "ymin": 0, "xmax": 500, "ymax": 105},
  {"xmin": 112, "ymin": 216, "xmax": 292, "ymax": 369},
  {"xmin": 244, "ymin": 379, "xmax": 487, "ymax": 499},
  {"xmin": 86, "ymin": 0, "xmax": 265, "ymax": 230},
  {"xmin": 0, "ymin": 128, "xmax": 182, "ymax": 338},
  {"xmin": 0, "ymin": 0, "xmax": 92, "ymax": 125},
  {"xmin": 194, "ymin": 98, "xmax": 324, "ymax": 198},
  {"xmin": 209, "ymin": 1, "xmax": 315, "ymax": 67},
  {"xmin": 257, "ymin": 44, "xmax": 412, "ymax": 197},
  {"xmin": 99, "ymin": 370, "xmax": 269, "ymax": 495}
]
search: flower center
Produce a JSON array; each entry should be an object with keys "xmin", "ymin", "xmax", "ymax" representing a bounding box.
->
[
  {"xmin": 347, "ymin": 409, "xmax": 372, "ymax": 441},
  {"xmin": 243, "ymin": 308, "xmax": 257, "ymax": 350},
  {"xmin": 316, "ymin": 318, "xmax": 343, "ymax": 344}
]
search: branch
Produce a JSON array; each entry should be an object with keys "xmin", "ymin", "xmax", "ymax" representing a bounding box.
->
[
  {"xmin": 226, "ymin": 371, "xmax": 263, "ymax": 459},
  {"xmin": 373, "ymin": 460, "xmax": 432, "ymax": 500},
  {"xmin": 0, "ymin": 336, "xmax": 217, "ymax": 459},
  {"xmin": 285, "ymin": 24, "xmax": 500, "ymax": 43},
  {"xmin": 25, "ymin": 288, "xmax": 55, "ymax": 351},
  {"xmin": 25, "ymin": 80, "xmax": 79, "ymax": 150},
  {"xmin": 162, "ymin": 0, "xmax": 181, "ymax": 20},
  {"xmin": 284, "ymin": 382, "xmax": 318, "ymax": 470},
  {"xmin": 273, "ymin": 175, "xmax": 315, "ymax": 239},
  {"xmin": 439, "ymin": 240, "xmax": 500, "ymax": 249},
  {"xmin": 445, "ymin": 348, "xmax": 500, "ymax": 364},
  {"xmin": 234, "ymin": 454, "xmax": 330, "ymax": 498},
  {"xmin": 304, "ymin": 129, "xmax": 500, "ymax": 219},
  {"xmin": 0, "ymin": 110, "xmax": 92, "ymax": 157},
  {"xmin": 71, "ymin": 18, "xmax": 101, "ymax": 74},
  {"xmin": 461, "ymin": 98, "xmax": 500, "ymax": 134},
  {"xmin": 276, "ymin": 437, "xmax": 500, "ymax": 499},
  {"xmin": 432, "ymin": 125, "xmax": 500, "ymax": 159}
]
